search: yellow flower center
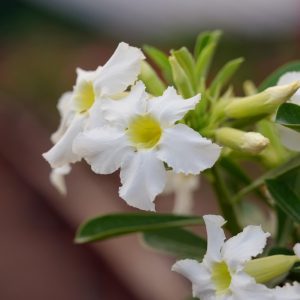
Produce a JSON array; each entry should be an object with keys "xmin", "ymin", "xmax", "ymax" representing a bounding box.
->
[
  {"xmin": 211, "ymin": 261, "xmax": 232, "ymax": 295},
  {"xmin": 74, "ymin": 81, "xmax": 95, "ymax": 113},
  {"xmin": 127, "ymin": 115, "xmax": 162, "ymax": 149}
]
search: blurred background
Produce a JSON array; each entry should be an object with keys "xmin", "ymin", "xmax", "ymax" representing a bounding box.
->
[{"xmin": 1, "ymin": 0, "xmax": 300, "ymax": 299}]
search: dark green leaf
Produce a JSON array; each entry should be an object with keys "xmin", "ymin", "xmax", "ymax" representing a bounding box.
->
[
  {"xmin": 276, "ymin": 103, "xmax": 300, "ymax": 132},
  {"xmin": 76, "ymin": 213, "xmax": 203, "ymax": 243},
  {"xmin": 233, "ymin": 154, "xmax": 300, "ymax": 203},
  {"xmin": 266, "ymin": 168, "xmax": 300, "ymax": 223},
  {"xmin": 259, "ymin": 60, "xmax": 300, "ymax": 91},
  {"xmin": 275, "ymin": 207, "xmax": 293, "ymax": 247},
  {"xmin": 143, "ymin": 228, "xmax": 206, "ymax": 260}
]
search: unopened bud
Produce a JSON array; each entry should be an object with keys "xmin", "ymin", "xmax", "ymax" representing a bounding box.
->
[
  {"xmin": 225, "ymin": 81, "xmax": 300, "ymax": 119},
  {"xmin": 215, "ymin": 127, "xmax": 269, "ymax": 154},
  {"xmin": 244, "ymin": 254, "xmax": 299, "ymax": 284}
]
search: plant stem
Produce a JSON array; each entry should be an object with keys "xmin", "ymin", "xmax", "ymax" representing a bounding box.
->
[{"xmin": 210, "ymin": 165, "xmax": 241, "ymax": 235}]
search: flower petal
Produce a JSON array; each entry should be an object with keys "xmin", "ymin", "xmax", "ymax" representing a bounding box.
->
[
  {"xmin": 94, "ymin": 42, "xmax": 145, "ymax": 96},
  {"xmin": 49, "ymin": 164, "xmax": 71, "ymax": 195},
  {"xmin": 229, "ymin": 271, "xmax": 273, "ymax": 300},
  {"xmin": 277, "ymin": 124, "xmax": 300, "ymax": 152},
  {"xmin": 51, "ymin": 92, "xmax": 75, "ymax": 143},
  {"xmin": 277, "ymin": 72, "xmax": 300, "ymax": 105},
  {"xmin": 73, "ymin": 127, "xmax": 133, "ymax": 174},
  {"xmin": 148, "ymin": 86, "xmax": 200, "ymax": 126},
  {"xmin": 203, "ymin": 215, "xmax": 226, "ymax": 264},
  {"xmin": 43, "ymin": 114, "xmax": 85, "ymax": 168},
  {"xmin": 222, "ymin": 225, "xmax": 270, "ymax": 270},
  {"xmin": 273, "ymin": 282, "xmax": 300, "ymax": 300},
  {"xmin": 85, "ymin": 99, "xmax": 106, "ymax": 129},
  {"xmin": 156, "ymin": 124, "xmax": 221, "ymax": 174},
  {"xmin": 101, "ymin": 81, "xmax": 148, "ymax": 128},
  {"xmin": 119, "ymin": 150, "xmax": 166, "ymax": 211},
  {"xmin": 172, "ymin": 259, "xmax": 215, "ymax": 299},
  {"xmin": 293, "ymin": 243, "xmax": 300, "ymax": 258}
]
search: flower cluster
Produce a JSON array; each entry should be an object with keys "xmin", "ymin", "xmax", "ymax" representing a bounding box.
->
[
  {"xmin": 43, "ymin": 42, "xmax": 221, "ymax": 210},
  {"xmin": 173, "ymin": 214, "xmax": 300, "ymax": 300}
]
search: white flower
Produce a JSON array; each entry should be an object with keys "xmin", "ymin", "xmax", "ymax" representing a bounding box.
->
[
  {"xmin": 172, "ymin": 215, "xmax": 272, "ymax": 300},
  {"xmin": 43, "ymin": 42, "xmax": 145, "ymax": 168},
  {"xmin": 277, "ymin": 72, "xmax": 300, "ymax": 152},
  {"xmin": 73, "ymin": 82, "xmax": 221, "ymax": 211},
  {"xmin": 163, "ymin": 172, "xmax": 200, "ymax": 214}
]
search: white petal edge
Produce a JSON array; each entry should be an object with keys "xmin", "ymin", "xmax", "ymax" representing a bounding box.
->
[
  {"xmin": 156, "ymin": 124, "xmax": 221, "ymax": 174},
  {"xmin": 172, "ymin": 259, "xmax": 215, "ymax": 299},
  {"xmin": 119, "ymin": 150, "xmax": 166, "ymax": 211},
  {"xmin": 203, "ymin": 215, "xmax": 226, "ymax": 264},
  {"xmin": 293, "ymin": 243, "xmax": 300, "ymax": 258},
  {"xmin": 43, "ymin": 114, "xmax": 85, "ymax": 168},
  {"xmin": 277, "ymin": 72, "xmax": 300, "ymax": 105},
  {"xmin": 148, "ymin": 86, "xmax": 200, "ymax": 126},
  {"xmin": 51, "ymin": 92, "xmax": 75, "ymax": 143},
  {"xmin": 49, "ymin": 164, "xmax": 71, "ymax": 195},
  {"xmin": 222, "ymin": 225, "xmax": 270, "ymax": 270},
  {"xmin": 277, "ymin": 124, "xmax": 300, "ymax": 152},
  {"xmin": 101, "ymin": 81, "xmax": 148, "ymax": 128},
  {"xmin": 94, "ymin": 42, "xmax": 145, "ymax": 96},
  {"xmin": 73, "ymin": 126, "xmax": 133, "ymax": 175}
]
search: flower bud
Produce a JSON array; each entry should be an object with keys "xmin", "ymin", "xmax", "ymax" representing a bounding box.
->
[
  {"xmin": 215, "ymin": 127, "xmax": 269, "ymax": 154},
  {"xmin": 225, "ymin": 81, "xmax": 300, "ymax": 118},
  {"xmin": 244, "ymin": 255, "xmax": 299, "ymax": 284}
]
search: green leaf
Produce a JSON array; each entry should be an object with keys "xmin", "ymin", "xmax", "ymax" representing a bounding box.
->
[
  {"xmin": 171, "ymin": 47, "xmax": 195, "ymax": 87},
  {"xmin": 143, "ymin": 228, "xmax": 206, "ymax": 260},
  {"xmin": 276, "ymin": 103, "xmax": 300, "ymax": 132},
  {"xmin": 259, "ymin": 60, "xmax": 300, "ymax": 91},
  {"xmin": 75, "ymin": 213, "xmax": 203, "ymax": 243},
  {"xmin": 194, "ymin": 30, "xmax": 222, "ymax": 59},
  {"xmin": 139, "ymin": 61, "xmax": 166, "ymax": 96},
  {"xmin": 275, "ymin": 207, "xmax": 293, "ymax": 247},
  {"xmin": 233, "ymin": 154, "xmax": 300, "ymax": 203},
  {"xmin": 266, "ymin": 167, "xmax": 300, "ymax": 223},
  {"xmin": 209, "ymin": 58, "xmax": 244, "ymax": 98},
  {"xmin": 195, "ymin": 42, "xmax": 217, "ymax": 85},
  {"xmin": 169, "ymin": 56, "xmax": 195, "ymax": 98},
  {"xmin": 143, "ymin": 45, "xmax": 172, "ymax": 83}
]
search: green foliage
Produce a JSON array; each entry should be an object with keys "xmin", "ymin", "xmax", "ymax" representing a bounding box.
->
[
  {"xmin": 259, "ymin": 60, "xmax": 300, "ymax": 91},
  {"xmin": 75, "ymin": 213, "xmax": 203, "ymax": 243},
  {"xmin": 233, "ymin": 154, "xmax": 300, "ymax": 203},
  {"xmin": 171, "ymin": 47, "xmax": 196, "ymax": 89},
  {"xmin": 139, "ymin": 61, "xmax": 166, "ymax": 96},
  {"xmin": 209, "ymin": 58, "xmax": 244, "ymax": 98},
  {"xmin": 276, "ymin": 103, "xmax": 300, "ymax": 132},
  {"xmin": 169, "ymin": 55, "xmax": 195, "ymax": 98},
  {"xmin": 143, "ymin": 228, "xmax": 206, "ymax": 260},
  {"xmin": 143, "ymin": 45, "xmax": 173, "ymax": 83},
  {"xmin": 266, "ymin": 167, "xmax": 300, "ymax": 223}
]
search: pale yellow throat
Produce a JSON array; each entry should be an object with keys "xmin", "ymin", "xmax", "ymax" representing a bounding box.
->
[
  {"xmin": 74, "ymin": 81, "xmax": 96, "ymax": 113},
  {"xmin": 211, "ymin": 261, "xmax": 232, "ymax": 295},
  {"xmin": 127, "ymin": 115, "xmax": 162, "ymax": 149}
]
